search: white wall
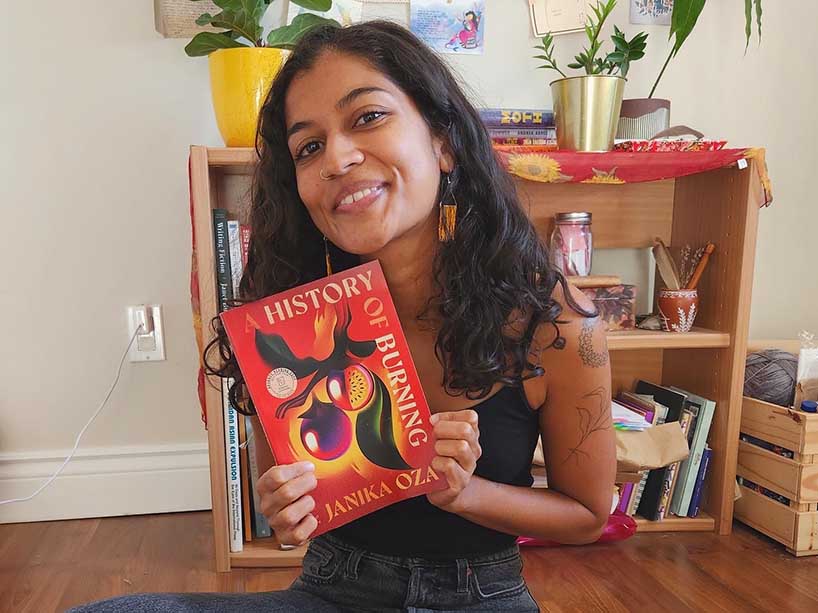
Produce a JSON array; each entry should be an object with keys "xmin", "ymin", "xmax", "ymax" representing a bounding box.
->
[{"xmin": 1, "ymin": 1, "xmax": 814, "ymax": 522}]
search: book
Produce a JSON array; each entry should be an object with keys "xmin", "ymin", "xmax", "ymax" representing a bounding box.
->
[
  {"xmin": 212, "ymin": 209, "xmax": 233, "ymax": 312},
  {"xmin": 634, "ymin": 381, "xmax": 687, "ymax": 521},
  {"xmin": 668, "ymin": 387, "xmax": 716, "ymax": 516},
  {"xmin": 219, "ymin": 260, "xmax": 446, "ymax": 538},
  {"xmin": 237, "ymin": 413, "xmax": 253, "ymax": 542},
  {"xmin": 658, "ymin": 409, "xmax": 692, "ymax": 520},
  {"xmin": 245, "ymin": 417, "xmax": 273, "ymax": 538},
  {"xmin": 478, "ymin": 107, "xmax": 554, "ymax": 128},
  {"xmin": 222, "ymin": 378, "xmax": 244, "ymax": 552},
  {"xmin": 687, "ymin": 445, "xmax": 712, "ymax": 517},
  {"xmin": 213, "ymin": 209, "xmax": 243, "ymax": 552},
  {"xmin": 486, "ymin": 127, "xmax": 556, "ymax": 138}
]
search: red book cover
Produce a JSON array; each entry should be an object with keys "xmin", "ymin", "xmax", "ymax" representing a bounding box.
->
[{"xmin": 219, "ymin": 260, "xmax": 445, "ymax": 537}]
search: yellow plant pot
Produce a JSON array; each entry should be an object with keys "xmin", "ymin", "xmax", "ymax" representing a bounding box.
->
[
  {"xmin": 550, "ymin": 75, "xmax": 626, "ymax": 152},
  {"xmin": 208, "ymin": 47, "xmax": 286, "ymax": 148}
]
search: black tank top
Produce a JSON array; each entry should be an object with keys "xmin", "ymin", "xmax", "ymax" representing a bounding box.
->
[{"xmin": 331, "ymin": 383, "xmax": 540, "ymax": 558}]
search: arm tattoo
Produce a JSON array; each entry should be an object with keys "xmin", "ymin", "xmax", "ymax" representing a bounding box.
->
[
  {"xmin": 578, "ymin": 318, "xmax": 609, "ymax": 368},
  {"xmin": 564, "ymin": 386, "xmax": 611, "ymax": 466}
]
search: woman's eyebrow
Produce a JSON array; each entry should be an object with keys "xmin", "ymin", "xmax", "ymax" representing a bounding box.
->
[{"xmin": 286, "ymin": 86, "xmax": 391, "ymax": 139}]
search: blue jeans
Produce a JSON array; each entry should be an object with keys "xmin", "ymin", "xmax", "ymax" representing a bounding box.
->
[{"xmin": 65, "ymin": 532, "xmax": 540, "ymax": 612}]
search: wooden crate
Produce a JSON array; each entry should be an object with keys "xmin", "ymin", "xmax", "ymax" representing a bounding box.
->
[{"xmin": 734, "ymin": 396, "xmax": 818, "ymax": 556}]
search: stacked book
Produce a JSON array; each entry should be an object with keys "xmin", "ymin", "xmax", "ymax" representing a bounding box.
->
[
  {"xmin": 614, "ymin": 380, "xmax": 715, "ymax": 521},
  {"xmin": 478, "ymin": 107, "xmax": 556, "ymax": 146},
  {"xmin": 212, "ymin": 209, "xmax": 273, "ymax": 552}
]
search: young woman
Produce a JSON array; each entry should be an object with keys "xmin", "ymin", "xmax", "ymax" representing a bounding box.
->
[{"xmin": 70, "ymin": 20, "xmax": 615, "ymax": 613}]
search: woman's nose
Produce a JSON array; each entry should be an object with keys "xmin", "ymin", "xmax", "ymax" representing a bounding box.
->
[{"xmin": 321, "ymin": 132, "xmax": 365, "ymax": 177}]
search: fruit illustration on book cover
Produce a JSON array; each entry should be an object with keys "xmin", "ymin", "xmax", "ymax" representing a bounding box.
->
[{"xmin": 220, "ymin": 260, "xmax": 445, "ymax": 537}]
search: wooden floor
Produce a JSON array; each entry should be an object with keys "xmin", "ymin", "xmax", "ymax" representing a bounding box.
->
[{"xmin": 1, "ymin": 511, "xmax": 817, "ymax": 613}]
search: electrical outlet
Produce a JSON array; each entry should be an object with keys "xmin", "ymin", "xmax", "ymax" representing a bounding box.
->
[{"xmin": 127, "ymin": 305, "xmax": 166, "ymax": 362}]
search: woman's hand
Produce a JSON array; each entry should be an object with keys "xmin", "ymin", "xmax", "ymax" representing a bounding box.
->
[
  {"xmin": 257, "ymin": 461, "xmax": 318, "ymax": 546},
  {"xmin": 426, "ymin": 409, "xmax": 482, "ymax": 513}
]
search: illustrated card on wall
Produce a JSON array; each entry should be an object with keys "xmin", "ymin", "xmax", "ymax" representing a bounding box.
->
[
  {"xmin": 630, "ymin": 0, "xmax": 673, "ymax": 25},
  {"xmin": 287, "ymin": 0, "xmax": 364, "ymax": 27},
  {"xmin": 410, "ymin": 0, "xmax": 486, "ymax": 55},
  {"xmin": 528, "ymin": 0, "xmax": 587, "ymax": 37}
]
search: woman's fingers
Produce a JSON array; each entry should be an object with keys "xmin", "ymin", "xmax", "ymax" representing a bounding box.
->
[{"xmin": 434, "ymin": 439, "xmax": 478, "ymax": 473}]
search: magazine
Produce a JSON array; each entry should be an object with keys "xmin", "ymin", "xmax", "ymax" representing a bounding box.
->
[{"xmin": 220, "ymin": 260, "xmax": 445, "ymax": 537}]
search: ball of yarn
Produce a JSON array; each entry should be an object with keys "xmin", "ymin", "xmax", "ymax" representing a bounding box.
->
[{"xmin": 744, "ymin": 349, "xmax": 798, "ymax": 407}]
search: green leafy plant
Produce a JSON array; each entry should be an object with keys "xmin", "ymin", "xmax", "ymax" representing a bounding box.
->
[
  {"xmin": 184, "ymin": 0, "xmax": 339, "ymax": 57},
  {"xmin": 649, "ymin": 0, "xmax": 763, "ymax": 97},
  {"xmin": 534, "ymin": 0, "xmax": 648, "ymax": 79}
]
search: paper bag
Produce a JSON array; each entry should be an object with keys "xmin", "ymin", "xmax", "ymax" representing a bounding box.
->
[
  {"xmin": 615, "ymin": 422, "xmax": 690, "ymax": 472},
  {"xmin": 532, "ymin": 421, "xmax": 689, "ymax": 472}
]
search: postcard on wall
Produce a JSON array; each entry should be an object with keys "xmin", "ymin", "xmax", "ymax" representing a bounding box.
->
[
  {"xmin": 287, "ymin": 0, "xmax": 364, "ymax": 28},
  {"xmin": 528, "ymin": 0, "xmax": 587, "ymax": 37},
  {"xmin": 410, "ymin": 0, "xmax": 485, "ymax": 55},
  {"xmin": 630, "ymin": 0, "xmax": 673, "ymax": 26}
]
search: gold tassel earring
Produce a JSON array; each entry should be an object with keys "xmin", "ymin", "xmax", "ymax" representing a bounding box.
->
[
  {"xmin": 323, "ymin": 235, "xmax": 333, "ymax": 276},
  {"xmin": 438, "ymin": 173, "xmax": 458, "ymax": 242}
]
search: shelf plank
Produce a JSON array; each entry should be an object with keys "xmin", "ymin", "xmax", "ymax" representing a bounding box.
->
[
  {"xmin": 207, "ymin": 147, "xmax": 256, "ymax": 168},
  {"xmin": 607, "ymin": 327, "xmax": 730, "ymax": 350},
  {"xmin": 635, "ymin": 512, "xmax": 715, "ymax": 533},
  {"xmin": 230, "ymin": 539, "xmax": 306, "ymax": 568}
]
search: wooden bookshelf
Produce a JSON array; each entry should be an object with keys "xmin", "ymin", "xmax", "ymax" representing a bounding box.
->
[{"xmin": 189, "ymin": 146, "xmax": 763, "ymax": 571}]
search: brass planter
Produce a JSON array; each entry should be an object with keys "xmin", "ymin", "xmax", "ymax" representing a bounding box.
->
[
  {"xmin": 550, "ymin": 75, "xmax": 626, "ymax": 152},
  {"xmin": 208, "ymin": 47, "xmax": 286, "ymax": 148}
]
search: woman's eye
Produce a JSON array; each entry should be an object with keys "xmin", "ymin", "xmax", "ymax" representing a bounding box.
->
[
  {"xmin": 355, "ymin": 110, "xmax": 386, "ymax": 126},
  {"xmin": 295, "ymin": 141, "xmax": 321, "ymax": 160}
]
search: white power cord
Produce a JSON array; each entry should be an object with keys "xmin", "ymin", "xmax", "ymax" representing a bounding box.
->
[{"xmin": 0, "ymin": 323, "xmax": 145, "ymax": 506}]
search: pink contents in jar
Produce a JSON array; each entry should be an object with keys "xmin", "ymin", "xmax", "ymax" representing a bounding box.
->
[{"xmin": 550, "ymin": 212, "xmax": 593, "ymax": 276}]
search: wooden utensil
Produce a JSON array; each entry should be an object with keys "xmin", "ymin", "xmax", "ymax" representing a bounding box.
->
[
  {"xmin": 652, "ymin": 238, "xmax": 681, "ymax": 290},
  {"xmin": 567, "ymin": 275, "xmax": 622, "ymax": 288},
  {"xmin": 685, "ymin": 243, "xmax": 715, "ymax": 290}
]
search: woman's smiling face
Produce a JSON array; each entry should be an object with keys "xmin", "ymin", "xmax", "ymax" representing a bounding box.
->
[{"xmin": 284, "ymin": 51, "xmax": 454, "ymax": 256}]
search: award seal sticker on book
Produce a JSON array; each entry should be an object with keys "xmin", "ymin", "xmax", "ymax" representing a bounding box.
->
[{"xmin": 220, "ymin": 260, "xmax": 445, "ymax": 537}]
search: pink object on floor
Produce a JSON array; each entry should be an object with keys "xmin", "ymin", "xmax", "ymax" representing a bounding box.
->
[{"xmin": 516, "ymin": 511, "xmax": 637, "ymax": 547}]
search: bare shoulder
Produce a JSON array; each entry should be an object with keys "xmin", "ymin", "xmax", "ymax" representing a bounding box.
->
[{"xmin": 528, "ymin": 280, "xmax": 607, "ymax": 375}]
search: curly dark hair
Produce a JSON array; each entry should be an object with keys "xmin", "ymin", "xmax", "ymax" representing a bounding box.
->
[{"xmin": 203, "ymin": 20, "xmax": 592, "ymax": 416}]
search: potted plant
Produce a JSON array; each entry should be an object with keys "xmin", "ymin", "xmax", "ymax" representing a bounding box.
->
[
  {"xmin": 618, "ymin": 0, "xmax": 763, "ymax": 140},
  {"xmin": 185, "ymin": 0, "xmax": 339, "ymax": 147},
  {"xmin": 534, "ymin": 0, "xmax": 648, "ymax": 152}
]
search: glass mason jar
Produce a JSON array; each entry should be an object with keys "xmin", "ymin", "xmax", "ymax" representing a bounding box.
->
[{"xmin": 550, "ymin": 212, "xmax": 593, "ymax": 276}]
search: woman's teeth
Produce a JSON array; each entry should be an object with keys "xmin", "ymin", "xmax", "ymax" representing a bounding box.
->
[{"xmin": 339, "ymin": 187, "xmax": 377, "ymax": 206}]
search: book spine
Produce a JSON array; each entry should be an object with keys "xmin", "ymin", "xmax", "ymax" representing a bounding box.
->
[
  {"xmin": 487, "ymin": 127, "xmax": 556, "ymax": 138},
  {"xmin": 491, "ymin": 137, "xmax": 556, "ymax": 146},
  {"xmin": 677, "ymin": 400, "xmax": 716, "ymax": 516},
  {"xmin": 213, "ymin": 209, "xmax": 233, "ymax": 312},
  {"xmin": 668, "ymin": 399, "xmax": 701, "ymax": 515},
  {"xmin": 245, "ymin": 417, "xmax": 272, "ymax": 538},
  {"xmin": 617, "ymin": 482, "xmax": 634, "ymax": 513},
  {"xmin": 478, "ymin": 108, "xmax": 555, "ymax": 128},
  {"xmin": 657, "ymin": 411, "xmax": 692, "ymax": 520},
  {"xmin": 628, "ymin": 472, "xmax": 648, "ymax": 515},
  {"xmin": 240, "ymin": 224, "xmax": 251, "ymax": 269},
  {"xmin": 237, "ymin": 414, "xmax": 253, "ymax": 542},
  {"xmin": 222, "ymin": 378, "xmax": 243, "ymax": 552},
  {"xmin": 687, "ymin": 447, "xmax": 712, "ymax": 517},
  {"xmin": 227, "ymin": 220, "xmax": 243, "ymax": 298}
]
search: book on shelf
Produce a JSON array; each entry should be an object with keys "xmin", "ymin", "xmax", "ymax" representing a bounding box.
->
[
  {"xmin": 656, "ymin": 409, "xmax": 692, "ymax": 520},
  {"xmin": 687, "ymin": 445, "xmax": 712, "ymax": 517},
  {"xmin": 221, "ymin": 378, "xmax": 244, "ymax": 552},
  {"xmin": 633, "ymin": 380, "xmax": 688, "ymax": 521},
  {"xmin": 477, "ymin": 107, "xmax": 554, "ymax": 128},
  {"xmin": 245, "ymin": 416, "xmax": 273, "ymax": 539},
  {"xmin": 668, "ymin": 387, "xmax": 716, "ymax": 516},
  {"xmin": 219, "ymin": 259, "xmax": 446, "ymax": 538},
  {"xmin": 213, "ymin": 208, "xmax": 244, "ymax": 552}
]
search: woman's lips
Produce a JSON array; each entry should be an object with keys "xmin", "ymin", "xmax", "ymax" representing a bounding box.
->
[{"xmin": 334, "ymin": 185, "xmax": 385, "ymax": 214}]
